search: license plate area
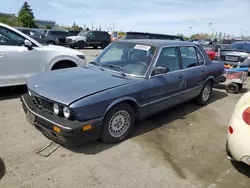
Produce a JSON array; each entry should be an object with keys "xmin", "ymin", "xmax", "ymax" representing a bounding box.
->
[
  {"xmin": 225, "ymin": 56, "xmax": 238, "ymax": 61},
  {"xmin": 26, "ymin": 111, "xmax": 35, "ymax": 125}
]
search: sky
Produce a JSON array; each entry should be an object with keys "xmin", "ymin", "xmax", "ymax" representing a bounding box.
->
[{"xmin": 1, "ymin": 0, "xmax": 249, "ymax": 36}]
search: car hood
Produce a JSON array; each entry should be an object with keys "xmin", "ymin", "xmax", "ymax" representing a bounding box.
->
[
  {"xmin": 41, "ymin": 45, "xmax": 83, "ymax": 55},
  {"xmin": 66, "ymin": 36, "xmax": 86, "ymax": 40},
  {"xmin": 26, "ymin": 67, "xmax": 138, "ymax": 105}
]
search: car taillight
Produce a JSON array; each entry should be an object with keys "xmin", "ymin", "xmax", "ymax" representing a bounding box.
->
[
  {"xmin": 229, "ymin": 126, "xmax": 233, "ymax": 134},
  {"xmin": 242, "ymin": 107, "xmax": 250, "ymax": 125}
]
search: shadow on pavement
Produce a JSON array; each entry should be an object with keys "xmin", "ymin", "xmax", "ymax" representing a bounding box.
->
[
  {"xmin": 231, "ymin": 161, "xmax": 250, "ymax": 178},
  {"xmin": 0, "ymin": 157, "xmax": 5, "ymax": 180},
  {"xmin": 67, "ymin": 89, "xmax": 228, "ymax": 155},
  {"xmin": 0, "ymin": 85, "xmax": 27, "ymax": 101}
]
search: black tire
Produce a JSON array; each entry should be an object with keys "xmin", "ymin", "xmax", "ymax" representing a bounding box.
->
[
  {"xmin": 77, "ymin": 41, "xmax": 85, "ymax": 49},
  {"xmin": 196, "ymin": 81, "xmax": 213, "ymax": 106},
  {"xmin": 52, "ymin": 61, "xmax": 76, "ymax": 70},
  {"xmin": 69, "ymin": 46, "xmax": 75, "ymax": 49},
  {"xmin": 101, "ymin": 41, "xmax": 108, "ymax": 49},
  {"xmin": 47, "ymin": 41, "xmax": 56, "ymax": 45},
  {"xmin": 101, "ymin": 103, "xmax": 135, "ymax": 144},
  {"xmin": 0, "ymin": 157, "xmax": 5, "ymax": 180},
  {"xmin": 226, "ymin": 83, "xmax": 239, "ymax": 94},
  {"xmin": 93, "ymin": 45, "xmax": 98, "ymax": 49}
]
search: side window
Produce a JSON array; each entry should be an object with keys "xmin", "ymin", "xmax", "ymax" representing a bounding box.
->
[
  {"xmin": 22, "ymin": 30, "xmax": 31, "ymax": 35},
  {"xmin": 180, "ymin": 46, "xmax": 200, "ymax": 68},
  {"xmin": 154, "ymin": 47, "xmax": 180, "ymax": 72},
  {"xmin": 197, "ymin": 49, "xmax": 204, "ymax": 64},
  {"xmin": 88, "ymin": 32, "xmax": 95, "ymax": 38},
  {"xmin": 0, "ymin": 27, "xmax": 25, "ymax": 46}
]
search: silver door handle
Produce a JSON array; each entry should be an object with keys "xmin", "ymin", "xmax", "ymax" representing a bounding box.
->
[{"xmin": 0, "ymin": 53, "xmax": 5, "ymax": 57}]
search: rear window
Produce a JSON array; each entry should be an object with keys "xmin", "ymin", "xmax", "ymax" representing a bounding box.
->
[
  {"xmin": 227, "ymin": 43, "xmax": 250, "ymax": 52},
  {"xmin": 50, "ymin": 31, "xmax": 69, "ymax": 35}
]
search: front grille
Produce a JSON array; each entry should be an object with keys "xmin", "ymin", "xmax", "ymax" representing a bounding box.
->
[
  {"xmin": 30, "ymin": 92, "xmax": 53, "ymax": 114},
  {"xmin": 66, "ymin": 38, "xmax": 72, "ymax": 42}
]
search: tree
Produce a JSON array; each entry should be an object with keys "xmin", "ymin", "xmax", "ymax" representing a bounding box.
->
[
  {"xmin": 214, "ymin": 32, "xmax": 218, "ymax": 39},
  {"xmin": 86, "ymin": 27, "xmax": 90, "ymax": 31},
  {"xmin": 218, "ymin": 32, "xmax": 222, "ymax": 41},
  {"xmin": 0, "ymin": 16, "xmax": 23, "ymax": 27},
  {"xmin": 45, "ymin": 25, "xmax": 52, "ymax": 29},
  {"xmin": 18, "ymin": 1, "xmax": 37, "ymax": 28}
]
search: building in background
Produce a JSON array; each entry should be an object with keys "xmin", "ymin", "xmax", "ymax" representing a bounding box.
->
[
  {"xmin": 34, "ymin": 19, "xmax": 56, "ymax": 28},
  {"xmin": 0, "ymin": 12, "xmax": 15, "ymax": 18}
]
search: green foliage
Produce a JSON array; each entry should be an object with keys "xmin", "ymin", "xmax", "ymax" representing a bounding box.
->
[
  {"xmin": 71, "ymin": 22, "xmax": 83, "ymax": 31},
  {"xmin": 86, "ymin": 27, "xmax": 90, "ymax": 31},
  {"xmin": 0, "ymin": 16, "xmax": 23, "ymax": 27},
  {"xmin": 45, "ymin": 25, "xmax": 52, "ymax": 29},
  {"xmin": 18, "ymin": 1, "xmax": 37, "ymax": 28}
]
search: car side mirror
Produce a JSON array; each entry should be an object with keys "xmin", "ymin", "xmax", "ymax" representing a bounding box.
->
[
  {"xmin": 24, "ymin": 39, "xmax": 33, "ymax": 50},
  {"xmin": 152, "ymin": 67, "xmax": 169, "ymax": 76}
]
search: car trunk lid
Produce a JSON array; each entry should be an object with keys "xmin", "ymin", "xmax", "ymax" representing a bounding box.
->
[{"xmin": 220, "ymin": 50, "xmax": 250, "ymax": 62}]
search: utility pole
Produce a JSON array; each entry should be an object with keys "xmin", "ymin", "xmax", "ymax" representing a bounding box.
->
[
  {"xmin": 113, "ymin": 22, "xmax": 115, "ymax": 31},
  {"xmin": 208, "ymin": 22, "xmax": 213, "ymax": 34},
  {"xmin": 189, "ymin": 26, "xmax": 192, "ymax": 36},
  {"xmin": 92, "ymin": 21, "xmax": 94, "ymax": 31}
]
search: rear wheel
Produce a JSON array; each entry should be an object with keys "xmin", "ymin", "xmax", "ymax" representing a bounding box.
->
[
  {"xmin": 77, "ymin": 41, "xmax": 85, "ymax": 49},
  {"xmin": 226, "ymin": 83, "xmax": 239, "ymax": 94},
  {"xmin": 196, "ymin": 81, "xmax": 213, "ymax": 105},
  {"xmin": 52, "ymin": 61, "xmax": 76, "ymax": 70},
  {"xmin": 101, "ymin": 103, "xmax": 135, "ymax": 144},
  {"xmin": 93, "ymin": 45, "xmax": 98, "ymax": 49},
  {"xmin": 101, "ymin": 41, "xmax": 108, "ymax": 49}
]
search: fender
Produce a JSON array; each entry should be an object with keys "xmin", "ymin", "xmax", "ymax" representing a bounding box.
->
[
  {"xmin": 205, "ymin": 76, "xmax": 215, "ymax": 84},
  {"xmin": 104, "ymin": 96, "xmax": 140, "ymax": 116},
  {"xmin": 46, "ymin": 55, "xmax": 78, "ymax": 71}
]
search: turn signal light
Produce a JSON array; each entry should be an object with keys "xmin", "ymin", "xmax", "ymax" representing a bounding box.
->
[
  {"xmin": 229, "ymin": 126, "xmax": 233, "ymax": 134},
  {"xmin": 242, "ymin": 107, "xmax": 250, "ymax": 125},
  {"xmin": 83, "ymin": 124, "xmax": 92, "ymax": 131},
  {"xmin": 53, "ymin": 126, "xmax": 61, "ymax": 133}
]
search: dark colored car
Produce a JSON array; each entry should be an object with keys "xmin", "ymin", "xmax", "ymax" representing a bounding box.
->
[
  {"xmin": 125, "ymin": 32, "xmax": 184, "ymax": 41},
  {"xmin": 46, "ymin": 30, "xmax": 69, "ymax": 45},
  {"xmin": 66, "ymin": 30, "xmax": 111, "ymax": 49},
  {"xmin": 202, "ymin": 44, "xmax": 227, "ymax": 60},
  {"xmin": 214, "ymin": 42, "xmax": 250, "ymax": 71},
  {"xmin": 21, "ymin": 40, "xmax": 224, "ymax": 146},
  {"xmin": 68, "ymin": 30, "xmax": 81, "ymax": 36},
  {"xmin": 15, "ymin": 27, "xmax": 59, "ymax": 45}
]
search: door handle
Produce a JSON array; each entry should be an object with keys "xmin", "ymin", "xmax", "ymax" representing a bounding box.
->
[
  {"xmin": 0, "ymin": 53, "xmax": 5, "ymax": 58},
  {"xmin": 201, "ymin": 69, "xmax": 206, "ymax": 73},
  {"xmin": 178, "ymin": 75, "xmax": 183, "ymax": 79}
]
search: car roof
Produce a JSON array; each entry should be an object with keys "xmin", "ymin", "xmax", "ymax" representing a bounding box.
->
[
  {"xmin": 231, "ymin": 41, "xmax": 250, "ymax": 44},
  {"xmin": 126, "ymin": 31, "xmax": 182, "ymax": 38},
  {"xmin": 116, "ymin": 39, "xmax": 194, "ymax": 47}
]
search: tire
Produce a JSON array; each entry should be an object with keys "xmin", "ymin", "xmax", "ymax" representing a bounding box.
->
[
  {"xmin": 101, "ymin": 41, "xmax": 108, "ymax": 49},
  {"xmin": 77, "ymin": 41, "xmax": 85, "ymax": 49},
  {"xmin": 101, "ymin": 103, "xmax": 135, "ymax": 144},
  {"xmin": 47, "ymin": 41, "xmax": 56, "ymax": 45},
  {"xmin": 0, "ymin": 157, "xmax": 5, "ymax": 180},
  {"xmin": 226, "ymin": 83, "xmax": 239, "ymax": 94},
  {"xmin": 52, "ymin": 61, "xmax": 76, "ymax": 70},
  {"xmin": 196, "ymin": 81, "xmax": 213, "ymax": 106}
]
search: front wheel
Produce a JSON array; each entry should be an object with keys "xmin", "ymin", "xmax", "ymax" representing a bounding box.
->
[
  {"xmin": 196, "ymin": 81, "xmax": 213, "ymax": 105},
  {"xmin": 101, "ymin": 42, "xmax": 108, "ymax": 49},
  {"xmin": 77, "ymin": 41, "xmax": 85, "ymax": 49},
  {"xmin": 101, "ymin": 103, "xmax": 135, "ymax": 144}
]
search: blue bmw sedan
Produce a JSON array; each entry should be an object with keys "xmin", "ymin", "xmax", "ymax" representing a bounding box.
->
[{"xmin": 21, "ymin": 40, "xmax": 224, "ymax": 145}]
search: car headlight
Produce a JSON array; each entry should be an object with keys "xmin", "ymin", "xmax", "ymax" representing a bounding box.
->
[
  {"xmin": 63, "ymin": 107, "xmax": 71, "ymax": 119},
  {"xmin": 72, "ymin": 39, "xmax": 76, "ymax": 42},
  {"xmin": 28, "ymin": 90, "xmax": 32, "ymax": 96},
  {"xmin": 53, "ymin": 103, "xmax": 60, "ymax": 115},
  {"xmin": 77, "ymin": 55, "xmax": 85, "ymax": 60}
]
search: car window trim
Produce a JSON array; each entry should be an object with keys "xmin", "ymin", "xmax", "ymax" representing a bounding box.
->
[{"xmin": 148, "ymin": 45, "xmax": 205, "ymax": 79}]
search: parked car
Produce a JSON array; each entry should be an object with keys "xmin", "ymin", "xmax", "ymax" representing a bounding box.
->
[
  {"xmin": 202, "ymin": 44, "xmax": 227, "ymax": 60},
  {"xmin": 21, "ymin": 39, "xmax": 224, "ymax": 146},
  {"xmin": 0, "ymin": 23, "xmax": 86, "ymax": 87},
  {"xmin": 46, "ymin": 30, "xmax": 69, "ymax": 45},
  {"xmin": 66, "ymin": 30, "xmax": 111, "ymax": 49},
  {"xmin": 125, "ymin": 32, "xmax": 184, "ymax": 41},
  {"xmin": 68, "ymin": 30, "xmax": 81, "ymax": 36},
  {"xmin": 226, "ymin": 91, "xmax": 250, "ymax": 166},
  {"xmin": 214, "ymin": 42, "xmax": 250, "ymax": 71},
  {"xmin": 15, "ymin": 27, "xmax": 59, "ymax": 45}
]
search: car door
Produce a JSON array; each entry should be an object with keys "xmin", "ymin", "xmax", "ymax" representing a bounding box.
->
[
  {"xmin": 179, "ymin": 46, "xmax": 206, "ymax": 100},
  {"xmin": 146, "ymin": 47, "xmax": 185, "ymax": 113},
  {"xmin": 86, "ymin": 31, "xmax": 96, "ymax": 46},
  {"xmin": 0, "ymin": 26, "xmax": 44, "ymax": 87}
]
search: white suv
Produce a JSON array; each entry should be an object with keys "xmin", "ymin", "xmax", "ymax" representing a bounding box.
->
[{"xmin": 0, "ymin": 23, "xmax": 87, "ymax": 87}]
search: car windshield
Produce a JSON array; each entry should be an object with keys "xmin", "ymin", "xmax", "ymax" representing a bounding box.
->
[
  {"xmin": 92, "ymin": 42, "xmax": 156, "ymax": 77},
  {"xmin": 226, "ymin": 42, "xmax": 250, "ymax": 52},
  {"xmin": 77, "ymin": 31, "xmax": 87, "ymax": 36}
]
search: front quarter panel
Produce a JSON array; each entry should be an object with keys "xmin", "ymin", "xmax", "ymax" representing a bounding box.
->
[{"xmin": 70, "ymin": 79, "xmax": 149, "ymax": 122}]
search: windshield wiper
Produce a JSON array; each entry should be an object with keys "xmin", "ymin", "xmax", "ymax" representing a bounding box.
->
[
  {"xmin": 89, "ymin": 61, "xmax": 104, "ymax": 70},
  {"xmin": 102, "ymin": 64, "xmax": 126, "ymax": 77}
]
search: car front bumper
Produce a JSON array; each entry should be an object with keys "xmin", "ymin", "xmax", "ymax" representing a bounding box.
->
[
  {"xmin": 227, "ymin": 113, "xmax": 250, "ymax": 165},
  {"xmin": 21, "ymin": 93, "xmax": 103, "ymax": 146},
  {"xmin": 66, "ymin": 40, "xmax": 77, "ymax": 47}
]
